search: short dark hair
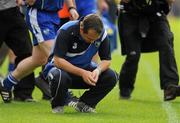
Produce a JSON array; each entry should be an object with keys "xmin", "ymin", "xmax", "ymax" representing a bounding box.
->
[{"xmin": 81, "ymin": 14, "xmax": 104, "ymax": 35}]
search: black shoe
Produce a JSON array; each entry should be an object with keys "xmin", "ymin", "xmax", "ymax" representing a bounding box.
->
[
  {"xmin": 164, "ymin": 84, "xmax": 180, "ymax": 101},
  {"xmin": 120, "ymin": 88, "xmax": 133, "ymax": 100},
  {"xmin": 75, "ymin": 101, "xmax": 96, "ymax": 113},
  {"xmin": 65, "ymin": 90, "xmax": 79, "ymax": 108},
  {"xmin": 0, "ymin": 79, "xmax": 12, "ymax": 103},
  {"xmin": 35, "ymin": 75, "xmax": 51, "ymax": 100}
]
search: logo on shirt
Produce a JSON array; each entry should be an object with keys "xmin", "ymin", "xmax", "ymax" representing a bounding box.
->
[
  {"xmin": 43, "ymin": 28, "xmax": 50, "ymax": 35},
  {"xmin": 95, "ymin": 42, "xmax": 101, "ymax": 48},
  {"xmin": 72, "ymin": 42, "xmax": 77, "ymax": 49}
]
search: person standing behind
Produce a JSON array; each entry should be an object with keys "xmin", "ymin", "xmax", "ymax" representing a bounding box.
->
[
  {"xmin": 42, "ymin": 14, "xmax": 117, "ymax": 113},
  {"xmin": 0, "ymin": 0, "xmax": 79, "ymax": 103},
  {"xmin": 117, "ymin": 0, "xmax": 180, "ymax": 100}
]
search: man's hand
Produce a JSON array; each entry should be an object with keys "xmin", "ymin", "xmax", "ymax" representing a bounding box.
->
[
  {"xmin": 69, "ymin": 8, "xmax": 79, "ymax": 20},
  {"xmin": 81, "ymin": 70, "xmax": 96, "ymax": 86},
  {"xmin": 91, "ymin": 68, "xmax": 101, "ymax": 83}
]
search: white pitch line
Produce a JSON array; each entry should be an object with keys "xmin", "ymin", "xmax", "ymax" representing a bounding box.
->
[{"xmin": 144, "ymin": 61, "xmax": 179, "ymax": 123}]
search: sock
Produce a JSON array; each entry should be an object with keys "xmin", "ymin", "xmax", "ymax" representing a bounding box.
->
[
  {"xmin": 8, "ymin": 63, "xmax": 15, "ymax": 72},
  {"xmin": 3, "ymin": 73, "xmax": 18, "ymax": 90}
]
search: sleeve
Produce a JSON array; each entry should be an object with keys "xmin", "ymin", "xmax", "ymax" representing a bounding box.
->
[
  {"xmin": 53, "ymin": 29, "xmax": 70, "ymax": 58},
  {"xmin": 98, "ymin": 36, "xmax": 111, "ymax": 61}
]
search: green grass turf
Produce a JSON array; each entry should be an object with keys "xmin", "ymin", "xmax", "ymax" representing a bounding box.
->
[{"xmin": 0, "ymin": 18, "xmax": 180, "ymax": 123}]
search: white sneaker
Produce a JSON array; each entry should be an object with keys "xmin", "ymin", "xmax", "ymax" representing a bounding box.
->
[{"xmin": 52, "ymin": 106, "xmax": 64, "ymax": 114}]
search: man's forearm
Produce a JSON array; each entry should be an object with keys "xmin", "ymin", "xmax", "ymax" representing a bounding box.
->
[
  {"xmin": 97, "ymin": 60, "xmax": 111, "ymax": 74},
  {"xmin": 64, "ymin": 0, "xmax": 79, "ymax": 20},
  {"xmin": 64, "ymin": 0, "xmax": 76, "ymax": 8}
]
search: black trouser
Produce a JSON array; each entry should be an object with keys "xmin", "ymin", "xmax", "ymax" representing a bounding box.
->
[
  {"xmin": 48, "ymin": 66, "xmax": 117, "ymax": 108},
  {"xmin": 0, "ymin": 7, "xmax": 35, "ymax": 99},
  {"xmin": 118, "ymin": 12, "xmax": 179, "ymax": 91},
  {"xmin": 0, "ymin": 43, "xmax": 9, "ymax": 66}
]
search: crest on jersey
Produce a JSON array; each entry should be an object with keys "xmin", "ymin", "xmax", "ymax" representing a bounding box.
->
[
  {"xmin": 43, "ymin": 28, "xmax": 50, "ymax": 35},
  {"xmin": 95, "ymin": 42, "xmax": 101, "ymax": 48}
]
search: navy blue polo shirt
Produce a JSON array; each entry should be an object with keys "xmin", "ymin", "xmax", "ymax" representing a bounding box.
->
[{"xmin": 50, "ymin": 19, "xmax": 111, "ymax": 68}]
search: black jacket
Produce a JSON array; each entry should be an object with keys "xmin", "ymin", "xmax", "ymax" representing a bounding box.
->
[{"xmin": 120, "ymin": 0, "xmax": 170, "ymax": 15}]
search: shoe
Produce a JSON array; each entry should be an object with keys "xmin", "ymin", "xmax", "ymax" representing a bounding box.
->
[
  {"xmin": 35, "ymin": 75, "xmax": 51, "ymax": 100},
  {"xmin": 120, "ymin": 88, "xmax": 133, "ymax": 100},
  {"xmin": 75, "ymin": 101, "xmax": 96, "ymax": 113},
  {"xmin": 52, "ymin": 106, "xmax": 64, "ymax": 114},
  {"xmin": 164, "ymin": 84, "xmax": 180, "ymax": 101},
  {"xmin": 0, "ymin": 78, "xmax": 12, "ymax": 103},
  {"xmin": 65, "ymin": 90, "xmax": 79, "ymax": 108}
]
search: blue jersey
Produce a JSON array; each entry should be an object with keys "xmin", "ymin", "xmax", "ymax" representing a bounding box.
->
[
  {"xmin": 32, "ymin": 0, "xmax": 64, "ymax": 11},
  {"xmin": 75, "ymin": 0, "xmax": 97, "ymax": 17},
  {"xmin": 42, "ymin": 19, "xmax": 111, "ymax": 78},
  {"xmin": 52, "ymin": 19, "xmax": 111, "ymax": 68}
]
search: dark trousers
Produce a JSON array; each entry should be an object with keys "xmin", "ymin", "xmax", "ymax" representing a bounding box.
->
[
  {"xmin": 0, "ymin": 7, "xmax": 35, "ymax": 99},
  {"xmin": 0, "ymin": 43, "xmax": 9, "ymax": 66},
  {"xmin": 118, "ymin": 12, "xmax": 179, "ymax": 91},
  {"xmin": 48, "ymin": 66, "xmax": 117, "ymax": 108}
]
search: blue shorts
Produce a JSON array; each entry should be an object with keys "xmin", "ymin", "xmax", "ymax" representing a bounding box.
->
[{"xmin": 26, "ymin": 8, "xmax": 60, "ymax": 46}]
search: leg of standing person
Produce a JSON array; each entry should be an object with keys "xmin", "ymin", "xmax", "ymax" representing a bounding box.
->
[
  {"xmin": 150, "ymin": 14, "xmax": 179, "ymax": 101},
  {"xmin": 0, "ymin": 7, "xmax": 54, "ymax": 103},
  {"xmin": 118, "ymin": 11, "xmax": 142, "ymax": 99}
]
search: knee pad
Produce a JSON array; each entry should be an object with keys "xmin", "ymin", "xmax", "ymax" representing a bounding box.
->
[
  {"xmin": 47, "ymin": 68, "xmax": 61, "ymax": 84},
  {"xmin": 48, "ymin": 68, "xmax": 71, "ymax": 88}
]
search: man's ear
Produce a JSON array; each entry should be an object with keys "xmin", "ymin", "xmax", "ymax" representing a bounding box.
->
[{"xmin": 80, "ymin": 21, "xmax": 84, "ymax": 30}]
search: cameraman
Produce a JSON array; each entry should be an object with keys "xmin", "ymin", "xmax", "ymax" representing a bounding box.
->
[{"xmin": 117, "ymin": 0, "xmax": 180, "ymax": 100}]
